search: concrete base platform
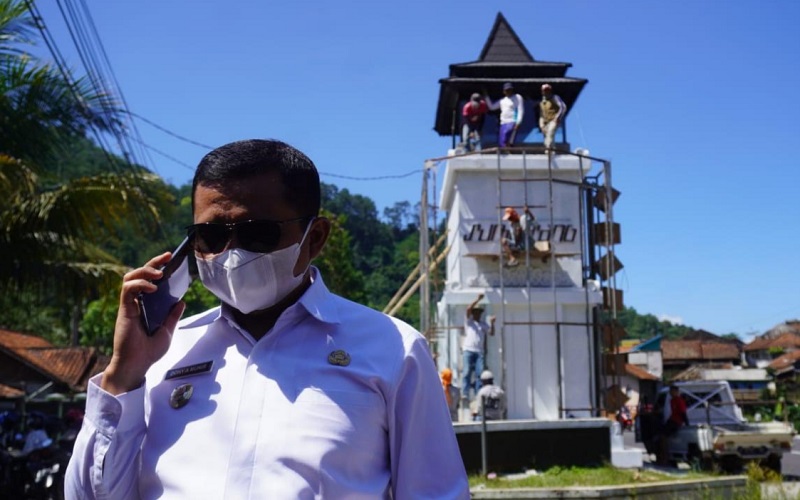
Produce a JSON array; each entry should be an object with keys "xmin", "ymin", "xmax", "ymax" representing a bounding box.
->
[
  {"xmin": 609, "ymin": 422, "xmax": 643, "ymax": 468},
  {"xmin": 454, "ymin": 419, "xmax": 612, "ymax": 473},
  {"xmin": 610, "ymin": 448, "xmax": 644, "ymax": 468}
]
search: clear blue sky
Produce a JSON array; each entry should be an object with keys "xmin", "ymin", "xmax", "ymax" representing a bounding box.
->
[{"xmin": 34, "ymin": 1, "xmax": 799, "ymax": 339}]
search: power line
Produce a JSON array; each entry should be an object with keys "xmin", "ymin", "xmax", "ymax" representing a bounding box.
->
[
  {"xmin": 76, "ymin": 0, "xmax": 154, "ymax": 168},
  {"xmin": 321, "ymin": 170, "xmax": 420, "ymax": 181},
  {"xmin": 25, "ymin": 3, "xmax": 426, "ymax": 187},
  {"xmin": 28, "ymin": 0, "xmax": 168, "ymax": 239},
  {"xmin": 125, "ymin": 110, "xmax": 215, "ymax": 150},
  {"xmin": 22, "ymin": 0, "xmax": 120, "ymax": 171},
  {"xmin": 126, "ymin": 111, "xmax": 423, "ymax": 182},
  {"xmin": 129, "ymin": 137, "xmax": 196, "ymax": 172},
  {"xmin": 56, "ymin": 0, "xmax": 153, "ymax": 173}
]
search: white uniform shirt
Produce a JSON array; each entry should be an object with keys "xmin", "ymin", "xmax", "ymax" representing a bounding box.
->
[{"xmin": 65, "ymin": 269, "xmax": 469, "ymax": 499}]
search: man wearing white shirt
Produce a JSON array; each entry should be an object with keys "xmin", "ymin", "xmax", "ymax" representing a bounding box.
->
[
  {"xmin": 485, "ymin": 82, "xmax": 524, "ymax": 147},
  {"xmin": 461, "ymin": 294, "xmax": 495, "ymax": 400},
  {"xmin": 65, "ymin": 139, "xmax": 469, "ymax": 499}
]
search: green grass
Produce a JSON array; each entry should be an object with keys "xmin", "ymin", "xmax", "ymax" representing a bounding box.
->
[
  {"xmin": 468, "ymin": 463, "xmax": 794, "ymax": 500},
  {"xmin": 468, "ymin": 465, "xmax": 709, "ymax": 489}
]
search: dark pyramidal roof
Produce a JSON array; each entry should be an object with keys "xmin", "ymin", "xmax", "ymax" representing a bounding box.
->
[{"xmin": 434, "ymin": 13, "xmax": 588, "ymax": 136}]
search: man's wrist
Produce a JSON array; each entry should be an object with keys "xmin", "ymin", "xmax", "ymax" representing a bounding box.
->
[{"xmin": 101, "ymin": 364, "xmax": 145, "ymax": 396}]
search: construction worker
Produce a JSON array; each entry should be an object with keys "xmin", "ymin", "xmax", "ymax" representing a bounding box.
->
[
  {"xmin": 485, "ymin": 82, "xmax": 524, "ymax": 147},
  {"xmin": 538, "ymin": 83, "xmax": 566, "ymax": 152},
  {"xmin": 472, "ymin": 370, "xmax": 506, "ymax": 421}
]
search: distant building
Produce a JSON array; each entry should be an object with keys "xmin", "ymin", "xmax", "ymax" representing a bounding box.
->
[
  {"xmin": 661, "ymin": 338, "xmax": 741, "ymax": 381},
  {"xmin": 0, "ymin": 328, "xmax": 109, "ymax": 411},
  {"xmin": 768, "ymin": 351, "xmax": 800, "ymax": 378},
  {"xmin": 626, "ymin": 335, "xmax": 663, "ymax": 380},
  {"xmin": 744, "ymin": 322, "xmax": 800, "ymax": 368},
  {"xmin": 617, "ymin": 363, "xmax": 659, "ymax": 416}
]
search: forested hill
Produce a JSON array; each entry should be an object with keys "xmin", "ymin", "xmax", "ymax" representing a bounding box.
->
[{"xmin": 614, "ymin": 307, "xmax": 739, "ymax": 342}]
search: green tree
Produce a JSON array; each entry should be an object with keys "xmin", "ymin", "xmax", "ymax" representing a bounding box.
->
[
  {"xmin": 314, "ymin": 209, "xmax": 366, "ymax": 304},
  {"xmin": 321, "ymin": 182, "xmax": 394, "ymax": 273},
  {"xmin": 80, "ymin": 290, "xmax": 119, "ymax": 352},
  {"xmin": 0, "ymin": 0, "xmax": 168, "ymax": 342},
  {"xmin": 611, "ymin": 306, "xmax": 696, "ymax": 340}
]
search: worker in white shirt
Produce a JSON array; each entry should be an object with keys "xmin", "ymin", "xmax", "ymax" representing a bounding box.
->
[
  {"xmin": 65, "ymin": 139, "xmax": 469, "ymax": 499},
  {"xmin": 485, "ymin": 81, "xmax": 524, "ymax": 147}
]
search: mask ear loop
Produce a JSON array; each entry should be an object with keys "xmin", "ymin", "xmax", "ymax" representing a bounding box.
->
[
  {"xmin": 297, "ymin": 217, "xmax": 317, "ymax": 248},
  {"xmin": 291, "ymin": 217, "xmax": 318, "ymax": 278}
]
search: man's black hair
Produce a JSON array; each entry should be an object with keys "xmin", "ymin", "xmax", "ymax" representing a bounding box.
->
[{"xmin": 192, "ymin": 139, "xmax": 320, "ymax": 217}]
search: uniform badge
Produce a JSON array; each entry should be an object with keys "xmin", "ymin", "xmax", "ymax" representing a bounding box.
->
[
  {"xmin": 328, "ymin": 350, "xmax": 351, "ymax": 367},
  {"xmin": 170, "ymin": 383, "xmax": 193, "ymax": 409}
]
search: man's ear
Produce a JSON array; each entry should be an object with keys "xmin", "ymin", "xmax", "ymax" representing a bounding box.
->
[{"xmin": 307, "ymin": 216, "xmax": 331, "ymax": 261}]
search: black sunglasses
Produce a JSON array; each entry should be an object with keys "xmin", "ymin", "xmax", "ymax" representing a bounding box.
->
[{"xmin": 186, "ymin": 217, "xmax": 312, "ymax": 256}]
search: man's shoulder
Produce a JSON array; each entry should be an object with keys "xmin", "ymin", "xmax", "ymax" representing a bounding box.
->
[{"xmin": 328, "ymin": 292, "xmax": 425, "ymax": 343}]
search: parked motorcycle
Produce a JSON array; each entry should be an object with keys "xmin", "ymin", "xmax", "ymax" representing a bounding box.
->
[
  {"xmin": 0, "ymin": 445, "xmax": 68, "ymax": 499},
  {"xmin": 616, "ymin": 406, "xmax": 633, "ymax": 432}
]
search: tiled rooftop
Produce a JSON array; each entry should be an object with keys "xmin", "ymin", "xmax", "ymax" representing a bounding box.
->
[
  {"xmin": 662, "ymin": 340, "xmax": 740, "ymax": 361},
  {"xmin": 0, "ymin": 329, "xmax": 109, "ymax": 393}
]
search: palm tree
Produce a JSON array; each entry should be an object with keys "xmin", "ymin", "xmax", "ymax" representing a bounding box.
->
[{"xmin": 0, "ymin": 0, "xmax": 168, "ymax": 343}]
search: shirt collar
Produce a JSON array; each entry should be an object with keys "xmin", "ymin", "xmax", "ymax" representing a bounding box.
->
[{"xmin": 296, "ymin": 266, "xmax": 341, "ymax": 325}]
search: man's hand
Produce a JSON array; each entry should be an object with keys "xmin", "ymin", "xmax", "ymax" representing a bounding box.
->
[
  {"xmin": 101, "ymin": 252, "xmax": 186, "ymax": 396},
  {"xmin": 488, "ymin": 315, "xmax": 496, "ymax": 324}
]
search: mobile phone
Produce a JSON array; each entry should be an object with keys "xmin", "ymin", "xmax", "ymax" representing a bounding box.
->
[{"xmin": 137, "ymin": 236, "xmax": 193, "ymax": 336}]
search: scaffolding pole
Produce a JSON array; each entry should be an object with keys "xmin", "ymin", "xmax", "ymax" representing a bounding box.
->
[{"xmin": 419, "ymin": 162, "xmax": 431, "ymax": 337}]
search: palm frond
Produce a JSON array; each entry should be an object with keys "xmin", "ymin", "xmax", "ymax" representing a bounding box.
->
[
  {"xmin": 0, "ymin": 0, "xmax": 34, "ymax": 56},
  {"xmin": 0, "ymin": 58, "xmax": 119, "ymax": 163}
]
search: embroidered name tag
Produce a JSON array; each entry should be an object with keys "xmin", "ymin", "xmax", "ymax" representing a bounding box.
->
[{"xmin": 165, "ymin": 361, "xmax": 214, "ymax": 380}]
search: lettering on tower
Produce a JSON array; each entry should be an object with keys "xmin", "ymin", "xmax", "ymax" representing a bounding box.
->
[
  {"xmin": 463, "ymin": 223, "xmax": 501, "ymax": 242},
  {"xmin": 460, "ymin": 219, "xmax": 581, "ymax": 256}
]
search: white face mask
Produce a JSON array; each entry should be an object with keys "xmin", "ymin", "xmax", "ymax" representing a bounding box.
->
[{"xmin": 196, "ymin": 221, "xmax": 313, "ymax": 314}]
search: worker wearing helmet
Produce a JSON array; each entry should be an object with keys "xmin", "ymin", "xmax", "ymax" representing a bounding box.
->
[{"xmin": 471, "ymin": 370, "xmax": 506, "ymax": 421}]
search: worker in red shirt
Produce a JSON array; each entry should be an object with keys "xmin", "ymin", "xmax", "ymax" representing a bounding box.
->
[
  {"xmin": 462, "ymin": 93, "xmax": 488, "ymax": 151},
  {"xmin": 658, "ymin": 385, "xmax": 689, "ymax": 465}
]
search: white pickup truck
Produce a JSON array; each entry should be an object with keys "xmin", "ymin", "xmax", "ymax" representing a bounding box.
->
[{"xmin": 636, "ymin": 381, "xmax": 795, "ymax": 472}]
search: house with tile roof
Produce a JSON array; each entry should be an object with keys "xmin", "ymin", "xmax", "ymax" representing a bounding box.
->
[
  {"xmin": 744, "ymin": 322, "xmax": 800, "ymax": 368},
  {"xmin": 616, "ymin": 363, "xmax": 660, "ymax": 417},
  {"xmin": 768, "ymin": 350, "xmax": 800, "ymax": 377},
  {"xmin": 661, "ymin": 338, "xmax": 742, "ymax": 381},
  {"xmin": 0, "ymin": 328, "xmax": 109, "ymax": 411}
]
